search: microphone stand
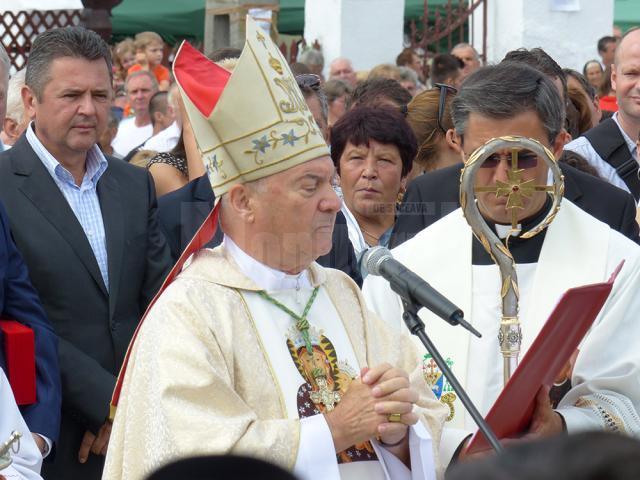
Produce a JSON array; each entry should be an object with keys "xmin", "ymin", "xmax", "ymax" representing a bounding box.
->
[{"xmin": 401, "ymin": 298, "xmax": 504, "ymax": 454}]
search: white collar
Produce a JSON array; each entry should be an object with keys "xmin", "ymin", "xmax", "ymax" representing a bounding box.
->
[
  {"xmin": 341, "ymin": 203, "xmax": 368, "ymax": 256},
  {"xmin": 495, "ymin": 223, "xmax": 521, "ymax": 239},
  {"xmin": 612, "ymin": 112, "xmax": 638, "ymax": 156},
  {"xmin": 223, "ymin": 234, "xmax": 312, "ymax": 291}
]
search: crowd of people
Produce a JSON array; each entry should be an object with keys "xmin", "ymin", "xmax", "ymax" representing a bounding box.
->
[{"xmin": 0, "ymin": 16, "xmax": 639, "ymax": 480}]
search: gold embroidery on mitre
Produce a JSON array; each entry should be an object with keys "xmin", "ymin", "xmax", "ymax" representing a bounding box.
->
[
  {"xmin": 274, "ymin": 77, "xmax": 309, "ymax": 115},
  {"xmin": 269, "ymin": 54, "xmax": 283, "ymax": 75}
]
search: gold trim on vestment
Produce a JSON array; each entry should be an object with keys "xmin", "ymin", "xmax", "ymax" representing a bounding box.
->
[
  {"xmin": 237, "ymin": 291, "xmax": 288, "ymax": 417},
  {"xmin": 575, "ymin": 397, "xmax": 626, "ymax": 433},
  {"xmin": 323, "ymin": 278, "xmax": 368, "ymax": 372}
]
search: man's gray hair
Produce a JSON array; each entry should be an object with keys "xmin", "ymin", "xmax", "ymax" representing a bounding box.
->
[
  {"xmin": 5, "ymin": 69, "xmax": 26, "ymax": 122},
  {"xmin": 451, "ymin": 42, "xmax": 480, "ymax": 60},
  {"xmin": 451, "ymin": 62, "xmax": 565, "ymax": 145},
  {"xmin": 125, "ymin": 69, "xmax": 159, "ymax": 93},
  {"xmin": 398, "ymin": 66, "xmax": 419, "ymax": 84},
  {"xmin": 299, "ymin": 48, "xmax": 324, "ymax": 68},
  {"xmin": 25, "ymin": 26, "xmax": 112, "ymax": 101},
  {"xmin": 0, "ymin": 44, "xmax": 10, "ymax": 83}
]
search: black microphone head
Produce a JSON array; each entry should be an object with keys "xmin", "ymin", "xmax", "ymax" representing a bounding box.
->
[{"xmin": 362, "ymin": 246, "xmax": 392, "ymax": 276}]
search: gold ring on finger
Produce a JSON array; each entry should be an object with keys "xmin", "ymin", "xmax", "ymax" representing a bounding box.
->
[{"xmin": 388, "ymin": 413, "xmax": 402, "ymax": 423}]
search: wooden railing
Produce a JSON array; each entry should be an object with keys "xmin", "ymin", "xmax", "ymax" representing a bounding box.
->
[{"xmin": 0, "ymin": 10, "xmax": 82, "ymax": 71}]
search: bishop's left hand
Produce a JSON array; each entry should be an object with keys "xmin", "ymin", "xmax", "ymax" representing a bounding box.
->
[
  {"xmin": 524, "ymin": 385, "xmax": 565, "ymax": 439},
  {"xmin": 362, "ymin": 363, "xmax": 419, "ymax": 446}
]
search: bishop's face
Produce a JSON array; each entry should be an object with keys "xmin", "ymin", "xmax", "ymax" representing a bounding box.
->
[
  {"xmin": 251, "ymin": 156, "xmax": 341, "ymax": 274},
  {"xmin": 455, "ymin": 110, "xmax": 564, "ymax": 226}
]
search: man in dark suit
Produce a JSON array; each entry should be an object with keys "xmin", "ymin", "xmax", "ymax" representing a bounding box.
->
[
  {"xmin": 390, "ymin": 161, "xmax": 640, "ymax": 248},
  {"xmin": 0, "ymin": 198, "xmax": 61, "ymax": 460},
  {"xmin": 0, "ymin": 27, "xmax": 172, "ymax": 479},
  {"xmin": 158, "ymin": 174, "xmax": 362, "ymax": 286}
]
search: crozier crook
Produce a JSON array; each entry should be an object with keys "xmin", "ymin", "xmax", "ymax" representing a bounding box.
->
[{"xmin": 459, "ymin": 136, "xmax": 564, "ymax": 385}]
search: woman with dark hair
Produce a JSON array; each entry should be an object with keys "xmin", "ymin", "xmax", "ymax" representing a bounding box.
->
[
  {"xmin": 330, "ymin": 106, "xmax": 417, "ymax": 261},
  {"xmin": 563, "ymin": 68, "xmax": 602, "ymax": 130}
]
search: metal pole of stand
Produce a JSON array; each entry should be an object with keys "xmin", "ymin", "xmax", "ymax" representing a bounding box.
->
[{"xmin": 402, "ymin": 299, "xmax": 504, "ymax": 454}]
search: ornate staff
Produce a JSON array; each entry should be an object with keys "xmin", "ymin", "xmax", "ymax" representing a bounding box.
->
[
  {"xmin": 0, "ymin": 431, "xmax": 21, "ymax": 470},
  {"xmin": 460, "ymin": 136, "xmax": 564, "ymax": 385}
]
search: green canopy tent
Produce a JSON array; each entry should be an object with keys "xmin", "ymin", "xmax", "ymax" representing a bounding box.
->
[
  {"xmin": 111, "ymin": 0, "xmax": 640, "ymax": 44},
  {"xmin": 278, "ymin": 0, "xmax": 304, "ymax": 34},
  {"xmin": 110, "ymin": 0, "xmax": 303, "ymax": 42},
  {"xmin": 110, "ymin": 0, "xmax": 451, "ymax": 42},
  {"xmin": 111, "ymin": 0, "xmax": 205, "ymax": 43},
  {"xmin": 614, "ymin": 0, "xmax": 640, "ymax": 34}
]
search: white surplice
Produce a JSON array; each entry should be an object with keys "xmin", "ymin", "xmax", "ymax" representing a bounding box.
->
[{"xmin": 363, "ymin": 200, "xmax": 640, "ymax": 464}]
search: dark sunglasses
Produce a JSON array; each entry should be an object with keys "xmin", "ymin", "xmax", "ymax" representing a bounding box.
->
[
  {"xmin": 295, "ymin": 73, "xmax": 321, "ymax": 91},
  {"xmin": 432, "ymin": 83, "xmax": 457, "ymax": 134},
  {"xmin": 480, "ymin": 149, "xmax": 539, "ymax": 169}
]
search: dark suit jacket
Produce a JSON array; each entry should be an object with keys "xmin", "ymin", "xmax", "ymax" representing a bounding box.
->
[
  {"xmin": 158, "ymin": 175, "xmax": 363, "ymax": 286},
  {"xmin": 390, "ymin": 162, "xmax": 640, "ymax": 248},
  {"xmin": 0, "ymin": 135, "xmax": 172, "ymax": 479},
  {"xmin": 0, "ymin": 199, "xmax": 61, "ymax": 443}
]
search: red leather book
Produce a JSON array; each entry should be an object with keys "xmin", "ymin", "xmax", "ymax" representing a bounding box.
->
[
  {"xmin": 466, "ymin": 261, "xmax": 624, "ymax": 454},
  {"xmin": 0, "ymin": 320, "xmax": 36, "ymax": 405}
]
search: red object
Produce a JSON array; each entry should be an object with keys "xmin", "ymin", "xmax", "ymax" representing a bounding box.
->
[
  {"xmin": 0, "ymin": 320, "xmax": 36, "ymax": 405},
  {"xmin": 466, "ymin": 261, "xmax": 624, "ymax": 454},
  {"xmin": 599, "ymin": 95, "xmax": 618, "ymax": 112},
  {"xmin": 172, "ymin": 41, "xmax": 232, "ymax": 117}
]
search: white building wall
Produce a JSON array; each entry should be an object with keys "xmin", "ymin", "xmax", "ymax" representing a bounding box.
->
[
  {"xmin": 472, "ymin": 0, "xmax": 613, "ymax": 71},
  {"xmin": 305, "ymin": 0, "xmax": 405, "ymax": 75}
]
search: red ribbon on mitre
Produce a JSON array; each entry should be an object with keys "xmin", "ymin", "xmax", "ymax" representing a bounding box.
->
[{"xmin": 172, "ymin": 40, "xmax": 232, "ymax": 117}]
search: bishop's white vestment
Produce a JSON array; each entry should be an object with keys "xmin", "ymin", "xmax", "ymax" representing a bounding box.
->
[
  {"xmin": 103, "ymin": 239, "xmax": 448, "ymax": 480},
  {"xmin": 363, "ymin": 200, "xmax": 640, "ymax": 464}
]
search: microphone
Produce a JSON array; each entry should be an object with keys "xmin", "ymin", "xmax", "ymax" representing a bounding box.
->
[{"xmin": 363, "ymin": 246, "xmax": 481, "ymax": 338}]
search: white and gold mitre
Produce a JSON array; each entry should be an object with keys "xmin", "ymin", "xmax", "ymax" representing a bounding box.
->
[{"xmin": 173, "ymin": 17, "xmax": 330, "ymax": 196}]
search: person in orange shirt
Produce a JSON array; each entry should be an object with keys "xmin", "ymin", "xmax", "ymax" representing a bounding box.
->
[{"xmin": 127, "ymin": 31, "xmax": 170, "ymax": 91}]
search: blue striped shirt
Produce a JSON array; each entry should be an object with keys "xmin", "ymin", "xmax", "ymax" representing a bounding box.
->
[{"xmin": 26, "ymin": 124, "xmax": 110, "ymax": 290}]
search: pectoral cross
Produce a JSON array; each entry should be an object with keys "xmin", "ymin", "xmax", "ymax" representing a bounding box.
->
[{"xmin": 310, "ymin": 375, "xmax": 341, "ymax": 411}]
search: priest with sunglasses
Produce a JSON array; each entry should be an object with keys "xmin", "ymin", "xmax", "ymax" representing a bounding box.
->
[{"xmin": 364, "ymin": 62, "xmax": 640, "ymax": 465}]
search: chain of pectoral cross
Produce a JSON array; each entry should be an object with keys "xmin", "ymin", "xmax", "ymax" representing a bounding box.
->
[{"xmin": 256, "ymin": 287, "xmax": 342, "ymax": 411}]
